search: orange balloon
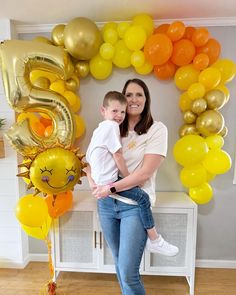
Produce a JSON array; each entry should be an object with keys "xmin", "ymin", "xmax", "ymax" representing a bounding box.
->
[
  {"xmin": 154, "ymin": 60, "xmax": 176, "ymax": 80},
  {"xmin": 171, "ymin": 39, "xmax": 196, "ymax": 66},
  {"xmin": 45, "ymin": 191, "xmax": 73, "ymax": 218},
  {"xmin": 192, "ymin": 28, "xmax": 210, "ymax": 47},
  {"xmin": 39, "ymin": 116, "xmax": 52, "ymax": 128},
  {"xmin": 196, "ymin": 38, "xmax": 221, "ymax": 65},
  {"xmin": 167, "ymin": 21, "xmax": 185, "ymax": 42},
  {"xmin": 154, "ymin": 24, "xmax": 169, "ymax": 34},
  {"xmin": 184, "ymin": 26, "xmax": 196, "ymax": 40},
  {"xmin": 144, "ymin": 33, "xmax": 173, "ymax": 65},
  {"xmin": 193, "ymin": 53, "xmax": 209, "ymax": 71},
  {"xmin": 31, "ymin": 121, "xmax": 45, "ymax": 137},
  {"xmin": 44, "ymin": 125, "xmax": 53, "ymax": 137}
]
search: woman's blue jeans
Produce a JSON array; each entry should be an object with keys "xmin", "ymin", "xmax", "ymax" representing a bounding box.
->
[{"xmin": 98, "ymin": 197, "xmax": 147, "ymax": 295}]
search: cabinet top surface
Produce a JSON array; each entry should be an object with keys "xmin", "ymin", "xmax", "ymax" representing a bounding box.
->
[{"xmin": 73, "ymin": 190, "xmax": 197, "ymax": 210}]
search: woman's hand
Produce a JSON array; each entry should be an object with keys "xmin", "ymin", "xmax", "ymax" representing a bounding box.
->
[{"xmin": 92, "ymin": 184, "xmax": 110, "ymax": 199}]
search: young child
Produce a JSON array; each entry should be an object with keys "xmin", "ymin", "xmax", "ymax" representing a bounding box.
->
[{"xmin": 86, "ymin": 91, "xmax": 179, "ymax": 256}]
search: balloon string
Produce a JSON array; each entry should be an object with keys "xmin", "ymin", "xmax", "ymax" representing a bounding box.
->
[{"xmin": 38, "ymin": 238, "xmax": 56, "ymax": 295}]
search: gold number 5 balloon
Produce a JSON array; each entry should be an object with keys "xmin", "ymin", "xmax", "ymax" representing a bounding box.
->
[{"xmin": 0, "ymin": 40, "xmax": 75, "ymax": 155}]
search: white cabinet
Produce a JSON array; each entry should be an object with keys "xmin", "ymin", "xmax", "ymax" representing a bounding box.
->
[{"xmin": 51, "ymin": 191, "xmax": 197, "ymax": 295}]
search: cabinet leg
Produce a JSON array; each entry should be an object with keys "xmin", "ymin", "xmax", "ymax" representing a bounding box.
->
[{"xmin": 186, "ymin": 275, "xmax": 195, "ymax": 295}]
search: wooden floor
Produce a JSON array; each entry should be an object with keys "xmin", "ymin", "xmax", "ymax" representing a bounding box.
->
[{"xmin": 0, "ymin": 262, "xmax": 236, "ymax": 295}]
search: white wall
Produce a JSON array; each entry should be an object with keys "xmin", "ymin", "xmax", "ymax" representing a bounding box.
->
[{"xmin": 4, "ymin": 24, "xmax": 236, "ymax": 265}]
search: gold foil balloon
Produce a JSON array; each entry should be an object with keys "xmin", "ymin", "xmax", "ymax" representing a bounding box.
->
[
  {"xmin": 75, "ymin": 61, "xmax": 90, "ymax": 78},
  {"xmin": 179, "ymin": 124, "xmax": 199, "ymax": 137},
  {"xmin": 191, "ymin": 98, "xmax": 207, "ymax": 114},
  {"xmin": 51, "ymin": 24, "xmax": 66, "ymax": 46},
  {"xmin": 64, "ymin": 17, "xmax": 103, "ymax": 60},
  {"xmin": 196, "ymin": 110, "xmax": 225, "ymax": 136},
  {"xmin": 183, "ymin": 110, "xmax": 197, "ymax": 124},
  {"xmin": 0, "ymin": 40, "xmax": 75, "ymax": 156},
  {"xmin": 204, "ymin": 89, "xmax": 226, "ymax": 110}
]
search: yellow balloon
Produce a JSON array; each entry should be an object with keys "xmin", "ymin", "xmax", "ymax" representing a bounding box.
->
[
  {"xmin": 117, "ymin": 22, "xmax": 131, "ymax": 39},
  {"xmin": 187, "ymin": 82, "xmax": 205, "ymax": 100},
  {"xmin": 99, "ymin": 43, "xmax": 115, "ymax": 60},
  {"xmin": 51, "ymin": 24, "xmax": 65, "ymax": 46},
  {"xmin": 113, "ymin": 40, "xmax": 132, "ymax": 69},
  {"xmin": 179, "ymin": 92, "xmax": 192, "ymax": 112},
  {"xmin": 198, "ymin": 67, "xmax": 221, "ymax": 89},
  {"xmin": 63, "ymin": 91, "xmax": 79, "ymax": 108},
  {"xmin": 74, "ymin": 115, "xmax": 86, "ymax": 138},
  {"xmin": 124, "ymin": 25, "xmax": 147, "ymax": 51},
  {"xmin": 174, "ymin": 65, "xmax": 199, "ymax": 90},
  {"xmin": 64, "ymin": 17, "xmax": 103, "ymax": 60},
  {"xmin": 212, "ymin": 59, "xmax": 236, "ymax": 84},
  {"xmin": 102, "ymin": 22, "xmax": 117, "ymax": 34},
  {"xmin": 103, "ymin": 28, "xmax": 118, "ymax": 45},
  {"xmin": 203, "ymin": 149, "xmax": 232, "ymax": 174},
  {"xmin": 189, "ymin": 182, "xmax": 213, "ymax": 204},
  {"xmin": 196, "ymin": 110, "xmax": 224, "ymax": 136},
  {"xmin": 180, "ymin": 164, "xmax": 207, "ymax": 188},
  {"xmin": 205, "ymin": 135, "xmax": 224, "ymax": 149},
  {"xmin": 173, "ymin": 135, "xmax": 208, "ymax": 167},
  {"xmin": 50, "ymin": 80, "xmax": 66, "ymax": 95},
  {"xmin": 135, "ymin": 60, "xmax": 153, "ymax": 75},
  {"xmin": 132, "ymin": 13, "xmax": 154, "ymax": 37},
  {"xmin": 15, "ymin": 194, "xmax": 49, "ymax": 227},
  {"xmin": 70, "ymin": 97, "xmax": 81, "ymax": 113},
  {"xmin": 21, "ymin": 214, "xmax": 52, "ymax": 240},
  {"xmin": 131, "ymin": 50, "xmax": 145, "ymax": 68},
  {"xmin": 89, "ymin": 54, "xmax": 113, "ymax": 80}
]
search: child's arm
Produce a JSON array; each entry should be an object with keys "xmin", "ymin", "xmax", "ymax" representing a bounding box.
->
[
  {"xmin": 83, "ymin": 164, "xmax": 97, "ymax": 190},
  {"xmin": 113, "ymin": 148, "xmax": 129, "ymax": 178}
]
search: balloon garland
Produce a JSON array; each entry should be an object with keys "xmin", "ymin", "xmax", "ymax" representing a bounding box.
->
[{"xmin": 0, "ymin": 13, "xmax": 236, "ymax": 295}]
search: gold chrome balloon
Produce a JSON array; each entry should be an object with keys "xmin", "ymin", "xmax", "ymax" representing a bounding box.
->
[
  {"xmin": 218, "ymin": 126, "xmax": 228, "ymax": 137},
  {"xmin": 64, "ymin": 17, "xmax": 103, "ymax": 60},
  {"xmin": 204, "ymin": 89, "xmax": 226, "ymax": 110},
  {"xmin": 0, "ymin": 40, "xmax": 75, "ymax": 156},
  {"xmin": 196, "ymin": 110, "xmax": 224, "ymax": 136},
  {"xmin": 179, "ymin": 124, "xmax": 199, "ymax": 137},
  {"xmin": 75, "ymin": 61, "xmax": 90, "ymax": 78},
  {"xmin": 191, "ymin": 98, "xmax": 207, "ymax": 114},
  {"xmin": 183, "ymin": 110, "xmax": 197, "ymax": 124},
  {"xmin": 51, "ymin": 24, "xmax": 66, "ymax": 46}
]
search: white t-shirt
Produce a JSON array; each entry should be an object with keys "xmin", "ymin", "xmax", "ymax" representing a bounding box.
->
[
  {"xmin": 111, "ymin": 121, "xmax": 168, "ymax": 206},
  {"xmin": 86, "ymin": 120, "xmax": 121, "ymax": 185}
]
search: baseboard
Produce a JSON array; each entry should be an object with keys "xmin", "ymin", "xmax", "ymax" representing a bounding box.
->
[
  {"xmin": 0, "ymin": 255, "xmax": 30, "ymax": 269},
  {"xmin": 28, "ymin": 253, "xmax": 48, "ymax": 262},
  {"xmin": 196, "ymin": 259, "xmax": 236, "ymax": 269}
]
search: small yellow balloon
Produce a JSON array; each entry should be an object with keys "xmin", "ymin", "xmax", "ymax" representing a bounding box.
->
[
  {"xmin": 131, "ymin": 50, "xmax": 145, "ymax": 68},
  {"xmin": 63, "ymin": 91, "xmax": 79, "ymax": 108},
  {"xmin": 189, "ymin": 182, "xmax": 213, "ymax": 204},
  {"xmin": 132, "ymin": 13, "xmax": 154, "ymax": 37},
  {"xmin": 198, "ymin": 67, "xmax": 221, "ymax": 89},
  {"xmin": 113, "ymin": 40, "xmax": 132, "ymax": 69},
  {"xmin": 135, "ymin": 60, "xmax": 153, "ymax": 75},
  {"xmin": 187, "ymin": 82, "xmax": 205, "ymax": 100},
  {"xmin": 74, "ymin": 115, "xmax": 86, "ymax": 138},
  {"xmin": 99, "ymin": 43, "xmax": 115, "ymax": 60},
  {"xmin": 203, "ymin": 149, "xmax": 232, "ymax": 174},
  {"xmin": 103, "ymin": 28, "xmax": 118, "ymax": 45},
  {"xmin": 174, "ymin": 65, "xmax": 199, "ymax": 90},
  {"xmin": 179, "ymin": 92, "xmax": 192, "ymax": 112},
  {"xmin": 117, "ymin": 22, "xmax": 131, "ymax": 39},
  {"xmin": 180, "ymin": 164, "xmax": 207, "ymax": 188},
  {"xmin": 124, "ymin": 25, "xmax": 147, "ymax": 51},
  {"xmin": 212, "ymin": 59, "xmax": 236, "ymax": 84},
  {"xmin": 205, "ymin": 134, "xmax": 224, "ymax": 149}
]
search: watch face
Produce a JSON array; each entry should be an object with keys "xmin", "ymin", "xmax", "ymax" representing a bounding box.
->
[{"xmin": 110, "ymin": 186, "xmax": 116, "ymax": 193}]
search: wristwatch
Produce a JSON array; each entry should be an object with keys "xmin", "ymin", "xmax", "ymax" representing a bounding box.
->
[{"xmin": 109, "ymin": 184, "xmax": 116, "ymax": 194}]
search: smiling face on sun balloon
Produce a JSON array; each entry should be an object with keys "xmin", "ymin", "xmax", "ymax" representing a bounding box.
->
[{"xmin": 27, "ymin": 147, "xmax": 85, "ymax": 194}]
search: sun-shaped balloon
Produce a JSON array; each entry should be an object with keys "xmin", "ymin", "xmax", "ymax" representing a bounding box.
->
[{"xmin": 17, "ymin": 143, "xmax": 86, "ymax": 195}]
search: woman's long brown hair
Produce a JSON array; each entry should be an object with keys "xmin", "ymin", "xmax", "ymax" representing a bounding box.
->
[{"xmin": 120, "ymin": 78, "xmax": 154, "ymax": 137}]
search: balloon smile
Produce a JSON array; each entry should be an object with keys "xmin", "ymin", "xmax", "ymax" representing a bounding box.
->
[{"xmin": 44, "ymin": 180, "xmax": 71, "ymax": 189}]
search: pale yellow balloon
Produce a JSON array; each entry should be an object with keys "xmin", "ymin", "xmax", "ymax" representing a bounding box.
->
[
  {"xmin": 124, "ymin": 25, "xmax": 147, "ymax": 51},
  {"xmin": 102, "ymin": 22, "xmax": 117, "ymax": 34},
  {"xmin": 174, "ymin": 65, "xmax": 199, "ymax": 90},
  {"xmin": 103, "ymin": 28, "xmax": 118, "ymax": 45},
  {"xmin": 64, "ymin": 17, "xmax": 103, "ymax": 60},
  {"xmin": 179, "ymin": 92, "xmax": 192, "ymax": 112},
  {"xmin": 187, "ymin": 82, "xmax": 205, "ymax": 100},
  {"xmin": 99, "ymin": 43, "xmax": 115, "ymax": 60},
  {"xmin": 113, "ymin": 40, "xmax": 132, "ymax": 69},
  {"xmin": 189, "ymin": 182, "xmax": 213, "ymax": 204},
  {"xmin": 180, "ymin": 164, "xmax": 207, "ymax": 188},
  {"xmin": 117, "ymin": 22, "xmax": 131, "ymax": 39},
  {"xmin": 198, "ymin": 67, "xmax": 221, "ymax": 90},
  {"xmin": 212, "ymin": 59, "xmax": 236, "ymax": 84},
  {"xmin": 74, "ymin": 115, "xmax": 86, "ymax": 138},
  {"xmin": 89, "ymin": 54, "xmax": 113, "ymax": 80},
  {"xmin": 132, "ymin": 13, "xmax": 154, "ymax": 37},
  {"xmin": 135, "ymin": 61, "xmax": 153, "ymax": 75},
  {"xmin": 131, "ymin": 50, "xmax": 145, "ymax": 68},
  {"xmin": 51, "ymin": 24, "xmax": 66, "ymax": 46},
  {"xmin": 205, "ymin": 134, "xmax": 224, "ymax": 149}
]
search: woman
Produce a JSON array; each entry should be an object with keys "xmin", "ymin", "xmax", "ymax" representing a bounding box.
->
[{"xmin": 93, "ymin": 78, "xmax": 169, "ymax": 295}]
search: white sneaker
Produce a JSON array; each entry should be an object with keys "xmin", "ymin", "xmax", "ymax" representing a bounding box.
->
[{"xmin": 146, "ymin": 235, "xmax": 179, "ymax": 256}]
